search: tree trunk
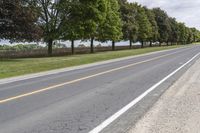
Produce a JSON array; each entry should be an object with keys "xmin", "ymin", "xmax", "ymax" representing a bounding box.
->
[
  {"xmin": 48, "ymin": 39, "xmax": 53, "ymax": 56},
  {"xmin": 167, "ymin": 41, "xmax": 169, "ymax": 46},
  {"xmin": 71, "ymin": 40, "xmax": 74, "ymax": 55},
  {"xmin": 112, "ymin": 41, "xmax": 115, "ymax": 51},
  {"xmin": 159, "ymin": 42, "xmax": 162, "ymax": 47},
  {"xmin": 150, "ymin": 41, "xmax": 152, "ymax": 47},
  {"xmin": 141, "ymin": 41, "xmax": 144, "ymax": 48},
  {"xmin": 129, "ymin": 39, "xmax": 132, "ymax": 49},
  {"xmin": 90, "ymin": 37, "xmax": 94, "ymax": 53}
]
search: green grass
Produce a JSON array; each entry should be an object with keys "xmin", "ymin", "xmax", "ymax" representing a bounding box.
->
[
  {"xmin": 192, "ymin": 42, "xmax": 200, "ymax": 44},
  {"xmin": 0, "ymin": 45, "xmax": 188, "ymax": 79}
]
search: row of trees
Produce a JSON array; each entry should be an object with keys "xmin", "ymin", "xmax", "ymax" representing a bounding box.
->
[
  {"xmin": 119, "ymin": 1, "xmax": 200, "ymax": 48},
  {"xmin": 1, "ymin": 0, "xmax": 200, "ymax": 55}
]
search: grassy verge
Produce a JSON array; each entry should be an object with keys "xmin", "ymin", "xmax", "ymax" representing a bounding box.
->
[
  {"xmin": 0, "ymin": 45, "xmax": 188, "ymax": 79},
  {"xmin": 192, "ymin": 42, "xmax": 200, "ymax": 44}
]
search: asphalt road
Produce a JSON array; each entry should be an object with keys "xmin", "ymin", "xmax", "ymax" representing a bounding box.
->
[{"xmin": 0, "ymin": 45, "xmax": 200, "ymax": 133}]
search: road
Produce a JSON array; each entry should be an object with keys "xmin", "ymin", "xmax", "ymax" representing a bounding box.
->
[
  {"xmin": 0, "ymin": 45, "xmax": 200, "ymax": 133},
  {"xmin": 130, "ymin": 50, "xmax": 200, "ymax": 133}
]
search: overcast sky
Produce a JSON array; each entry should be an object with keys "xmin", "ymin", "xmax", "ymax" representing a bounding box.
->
[{"xmin": 129, "ymin": 0, "xmax": 200, "ymax": 30}]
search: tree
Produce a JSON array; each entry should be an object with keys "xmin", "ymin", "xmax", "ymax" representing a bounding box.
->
[
  {"xmin": 118, "ymin": 1, "xmax": 139, "ymax": 49},
  {"xmin": 190, "ymin": 28, "xmax": 200, "ymax": 43},
  {"xmin": 168, "ymin": 17, "xmax": 179, "ymax": 45},
  {"xmin": 59, "ymin": 0, "xmax": 107, "ymax": 54},
  {"xmin": 153, "ymin": 8, "xmax": 171, "ymax": 46},
  {"xmin": 75, "ymin": 0, "xmax": 107, "ymax": 53},
  {"xmin": 34, "ymin": 0, "xmax": 70, "ymax": 55},
  {"xmin": 137, "ymin": 6, "xmax": 152, "ymax": 48},
  {"xmin": 177, "ymin": 23, "xmax": 187, "ymax": 44},
  {"xmin": 144, "ymin": 8, "xmax": 159, "ymax": 47},
  {"xmin": 98, "ymin": 0, "xmax": 122, "ymax": 51},
  {"xmin": 0, "ymin": 0, "xmax": 41, "ymax": 41},
  {"xmin": 59, "ymin": 0, "xmax": 83, "ymax": 54}
]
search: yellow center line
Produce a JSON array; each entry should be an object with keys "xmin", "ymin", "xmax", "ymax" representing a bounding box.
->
[{"xmin": 0, "ymin": 49, "xmax": 188, "ymax": 104}]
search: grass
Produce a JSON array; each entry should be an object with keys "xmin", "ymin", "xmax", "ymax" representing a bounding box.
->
[
  {"xmin": 0, "ymin": 45, "xmax": 189, "ymax": 79},
  {"xmin": 192, "ymin": 42, "xmax": 200, "ymax": 44}
]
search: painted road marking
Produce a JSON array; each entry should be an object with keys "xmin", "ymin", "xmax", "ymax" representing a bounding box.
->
[
  {"xmin": 89, "ymin": 52, "xmax": 200, "ymax": 133},
  {"xmin": 0, "ymin": 46, "xmax": 192, "ymax": 85},
  {"xmin": 0, "ymin": 49, "xmax": 190, "ymax": 104}
]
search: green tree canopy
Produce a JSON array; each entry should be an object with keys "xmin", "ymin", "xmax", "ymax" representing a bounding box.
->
[
  {"xmin": 177, "ymin": 23, "xmax": 188, "ymax": 44},
  {"xmin": 153, "ymin": 8, "xmax": 171, "ymax": 44},
  {"xmin": 137, "ymin": 6, "xmax": 152, "ymax": 47},
  {"xmin": 34, "ymin": 0, "xmax": 68, "ymax": 55},
  {"xmin": 144, "ymin": 7, "xmax": 159, "ymax": 46},
  {"xmin": 0, "ymin": 0, "xmax": 41, "ymax": 41},
  {"xmin": 168, "ymin": 17, "xmax": 179, "ymax": 44},
  {"xmin": 1, "ymin": 0, "xmax": 200, "ymax": 55},
  {"xmin": 118, "ymin": 1, "xmax": 139, "ymax": 48},
  {"xmin": 69, "ymin": 0, "xmax": 107, "ymax": 53},
  {"xmin": 98, "ymin": 0, "xmax": 122, "ymax": 50}
]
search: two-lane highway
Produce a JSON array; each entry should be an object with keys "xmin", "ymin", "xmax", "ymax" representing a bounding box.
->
[{"xmin": 0, "ymin": 45, "xmax": 200, "ymax": 133}]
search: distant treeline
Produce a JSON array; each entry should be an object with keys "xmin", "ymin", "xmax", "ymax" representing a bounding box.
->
[{"xmin": 1, "ymin": 0, "xmax": 200, "ymax": 55}]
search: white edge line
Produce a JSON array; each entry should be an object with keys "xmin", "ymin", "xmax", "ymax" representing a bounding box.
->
[{"xmin": 89, "ymin": 52, "xmax": 200, "ymax": 133}]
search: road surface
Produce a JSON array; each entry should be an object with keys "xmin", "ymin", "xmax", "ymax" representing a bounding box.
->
[
  {"xmin": 130, "ymin": 52, "xmax": 200, "ymax": 133},
  {"xmin": 0, "ymin": 45, "xmax": 200, "ymax": 133}
]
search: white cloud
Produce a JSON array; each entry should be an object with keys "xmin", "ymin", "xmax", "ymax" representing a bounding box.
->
[{"xmin": 128, "ymin": 0, "xmax": 200, "ymax": 30}]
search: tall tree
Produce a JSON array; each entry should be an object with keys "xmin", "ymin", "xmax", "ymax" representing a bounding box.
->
[
  {"xmin": 191, "ymin": 28, "xmax": 200, "ymax": 43},
  {"xmin": 57, "ymin": 0, "xmax": 108, "ymax": 54},
  {"xmin": 137, "ymin": 6, "xmax": 152, "ymax": 48},
  {"xmin": 34, "ymin": 0, "xmax": 69, "ymax": 55},
  {"xmin": 177, "ymin": 23, "xmax": 187, "ymax": 44},
  {"xmin": 144, "ymin": 7, "xmax": 159, "ymax": 47},
  {"xmin": 76, "ymin": 0, "xmax": 107, "ymax": 53},
  {"xmin": 153, "ymin": 8, "xmax": 171, "ymax": 46},
  {"xmin": 186, "ymin": 28, "xmax": 192, "ymax": 44},
  {"xmin": 168, "ymin": 17, "xmax": 179, "ymax": 45},
  {"xmin": 59, "ymin": 0, "xmax": 82, "ymax": 54},
  {"xmin": 98, "ymin": 0, "xmax": 122, "ymax": 51},
  {"xmin": 0, "ymin": 0, "xmax": 41, "ymax": 41},
  {"xmin": 118, "ymin": 1, "xmax": 139, "ymax": 49}
]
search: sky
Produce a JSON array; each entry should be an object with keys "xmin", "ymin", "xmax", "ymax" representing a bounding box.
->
[{"xmin": 129, "ymin": 0, "xmax": 200, "ymax": 30}]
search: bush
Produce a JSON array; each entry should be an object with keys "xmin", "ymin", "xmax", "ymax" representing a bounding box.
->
[{"xmin": 0, "ymin": 44, "xmax": 44, "ymax": 51}]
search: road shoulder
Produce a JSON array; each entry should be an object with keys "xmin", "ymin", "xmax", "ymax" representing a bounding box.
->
[{"xmin": 129, "ymin": 58, "xmax": 200, "ymax": 133}]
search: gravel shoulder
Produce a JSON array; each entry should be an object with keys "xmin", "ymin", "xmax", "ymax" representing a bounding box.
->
[{"xmin": 129, "ymin": 58, "xmax": 200, "ymax": 133}]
